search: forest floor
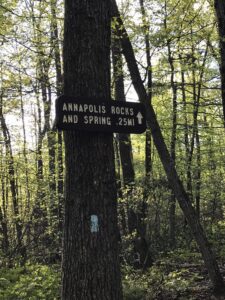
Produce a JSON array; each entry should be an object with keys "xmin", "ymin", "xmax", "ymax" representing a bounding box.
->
[
  {"xmin": 151, "ymin": 263, "xmax": 225, "ymax": 300},
  {"xmin": 124, "ymin": 250, "xmax": 225, "ymax": 300}
]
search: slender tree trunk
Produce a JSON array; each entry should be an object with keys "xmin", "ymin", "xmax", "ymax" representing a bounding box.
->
[
  {"xmin": 50, "ymin": 0, "xmax": 64, "ymax": 233},
  {"xmin": 165, "ymin": 16, "xmax": 177, "ymax": 248},
  {"xmin": 0, "ymin": 149, "xmax": 9, "ymax": 255},
  {"xmin": 32, "ymin": 1, "xmax": 57, "ymax": 226},
  {"xmin": 189, "ymin": 37, "xmax": 209, "ymax": 216},
  {"xmin": 195, "ymin": 129, "xmax": 201, "ymax": 218},
  {"xmin": 0, "ymin": 97, "xmax": 25, "ymax": 262},
  {"xmin": 0, "ymin": 205, "xmax": 9, "ymax": 254},
  {"xmin": 61, "ymin": 1, "xmax": 123, "ymax": 299},
  {"xmin": 114, "ymin": 134, "xmax": 127, "ymax": 233},
  {"xmin": 214, "ymin": 0, "xmax": 225, "ymax": 127},
  {"xmin": 18, "ymin": 70, "xmax": 32, "ymax": 247},
  {"xmin": 111, "ymin": 0, "xmax": 225, "ymax": 293},
  {"xmin": 112, "ymin": 37, "xmax": 136, "ymax": 234},
  {"xmin": 139, "ymin": 0, "xmax": 152, "ymax": 179},
  {"xmin": 138, "ymin": 0, "xmax": 153, "ymax": 269},
  {"xmin": 179, "ymin": 57, "xmax": 190, "ymax": 189},
  {"xmin": 39, "ymin": 66, "xmax": 56, "ymax": 220},
  {"xmin": 32, "ymin": 90, "xmax": 49, "ymax": 257}
]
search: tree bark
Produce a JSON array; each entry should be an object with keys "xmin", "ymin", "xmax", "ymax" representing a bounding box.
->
[
  {"xmin": 61, "ymin": 1, "xmax": 123, "ymax": 299},
  {"xmin": 214, "ymin": 0, "xmax": 225, "ymax": 127},
  {"xmin": 111, "ymin": 0, "xmax": 225, "ymax": 294},
  {"xmin": 50, "ymin": 0, "xmax": 64, "ymax": 233}
]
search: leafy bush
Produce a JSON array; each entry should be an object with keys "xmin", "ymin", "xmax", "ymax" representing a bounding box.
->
[
  {"xmin": 0, "ymin": 264, "xmax": 60, "ymax": 300},
  {"xmin": 122, "ymin": 265, "xmax": 148, "ymax": 299},
  {"xmin": 122, "ymin": 250, "xmax": 205, "ymax": 300}
]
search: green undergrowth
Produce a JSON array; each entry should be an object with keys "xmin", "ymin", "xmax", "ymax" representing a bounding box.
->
[
  {"xmin": 123, "ymin": 249, "xmax": 208, "ymax": 300},
  {"xmin": 0, "ymin": 264, "xmax": 60, "ymax": 300},
  {"xmin": 0, "ymin": 250, "xmax": 212, "ymax": 300}
]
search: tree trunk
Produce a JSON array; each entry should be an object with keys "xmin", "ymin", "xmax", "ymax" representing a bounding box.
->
[
  {"xmin": 195, "ymin": 129, "xmax": 201, "ymax": 218},
  {"xmin": 138, "ymin": 0, "xmax": 153, "ymax": 269},
  {"xmin": 139, "ymin": 0, "xmax": 152, "ymax": 179},
  {"xmin": 0, "ymin": 151, "xmax": 9, "ymax": 255},
  {"xmin": 214, "ymin": 0, "xmax": 225, "ymax": 127},
  {"xmin": 112, "ymin": 37, "xmax": 136, "ymax": 235},
  {"xmin": 61, "ymin": 1, "xmax": 123, "ymax": 299},
  {"xmin": 50, "ymin": 0, "xmax": 64, "ymax": 233},
  {"xmin": 165, "ymin": 22, "xmax": 177, "ymax": 248},
  {"xmin": 32, "ymin": 91, "xmax": 49, "ymax": 259},
  {"xmin": 111, "ymin": 0, "xmax": 225, "ymax": 294},
  {"xmin": 0, "ymin": 98, "xmax": 25, "ymax": 262}
]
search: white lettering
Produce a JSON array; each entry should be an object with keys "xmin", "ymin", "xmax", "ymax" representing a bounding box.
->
[
  {"xmin": 89, "ymin": 105, "xmax": 94, "ymax": 113},
  {"xmin": 68, "ymin": 103, "xmax": 73, "ymax": 111},
  {"xmin": 83, "ymin": 115, "xmax": 111, "ymax": 125},
  {"xmin": 111, "ymin": 106, "xmax": 116, "ymax": 114},
  {"xmin": 94, "ymin": 105, "xmax": 99, "ymax": 113},
  {"xmin": 63, "ymin": 103, "xmax": 67, "ymax": 111},
  {"xmin": 68, "ymin": 115, "xmax": 73, "ymax": 122},
  {"xmin": 84, "ymin": 115, "xmax": 88, "ymax": 124},
  {"xmin": 65, "ymin": 115, "xmax": 79, "ymax": 123},
  {"xmin": 116, "ymin": 107, "xmax": 121, "ymax": 114},
  {"xmin": 118, "ymin": 117, "xmax": 135, "ymax": 126},
  {"xmin": 83, "ymin": 104, "xmax": 88, "ymax": 112},
  {"xmin": 102, "ymin": 117, "xmax": 106, "ymax": 125},
  {"xmin": 94, "ymin": 116, "xmax": 99, "ymax": 124},
  {"xmin": 111, "ymin": 106, "xmax": 133, "ymax": 116},
  {"xmin": 127, "ymin": 118, "xmax": 134, "ymax": 126},
  {"xmin": 73, "ymin": 115, "xmax": 78, "ymax": 123},
  {"xmin": 106, "ymin": 117, "xmax": 111, "ymax": 125},
  {"xmin": 89, "ymin": 116, "xmax": 94, "ymax": 124},
  {"xmin": 102, "ymin": 106, "xmax": 106, "ymax": 114}
]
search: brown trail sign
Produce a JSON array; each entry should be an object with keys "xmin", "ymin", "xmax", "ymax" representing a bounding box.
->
[{"xmin": 56, "ymin": 95, "xmax": 146, "ymax": 134}]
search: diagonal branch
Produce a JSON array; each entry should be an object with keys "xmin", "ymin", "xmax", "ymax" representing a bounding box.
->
[{"xmin": 111, "ymin": 0, "xmax": 225, "ymax": 293}]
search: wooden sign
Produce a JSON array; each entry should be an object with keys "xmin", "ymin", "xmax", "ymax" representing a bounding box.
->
[{"xmin": 55, "ymin": 95, "xmax": 146, "ymax": 134}]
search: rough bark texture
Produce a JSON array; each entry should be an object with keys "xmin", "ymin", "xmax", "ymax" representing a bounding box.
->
[
  {"xmin": 111, "ymin": 0, "xmax": 225, "ymax": 294},
  {"xmin": 214, "ymin": 0, "xmax": 225, "ymax": 127},
  {"xmin": 62, "ymin": 1, "xmax": 123, "ymax": 299}
]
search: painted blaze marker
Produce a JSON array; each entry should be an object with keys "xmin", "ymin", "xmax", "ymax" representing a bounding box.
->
[{"xmin": 55, "ymin": 95, "xmax": 146, "ymax": 134}]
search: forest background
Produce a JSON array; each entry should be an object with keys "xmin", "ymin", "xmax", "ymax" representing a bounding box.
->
[{"xmin": 0, "ymin": 0, "xmax": 225, "ymax": 299}]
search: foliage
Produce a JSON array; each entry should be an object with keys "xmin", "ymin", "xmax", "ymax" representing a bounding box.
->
[
  {"xmin": 122, "ymin": 265, "xmax": 148, "ymax": 300},
  {"xmin": 123, "ymin": 250, "xmax": 207, "ymax": 300},
  {"xmin": 0, "ymin": 264, "xmax": 60, "ymax": 300}
]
